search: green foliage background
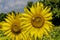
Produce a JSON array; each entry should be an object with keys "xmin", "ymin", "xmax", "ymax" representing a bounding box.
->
[{"xmin": 0, "ymin": 0, "xmax": 60, "ymax": 40}]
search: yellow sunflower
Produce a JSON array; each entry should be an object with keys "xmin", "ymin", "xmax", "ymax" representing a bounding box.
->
[
  {"xmin": 21, "ymin": 2, "xmax": 53, "ymax": 39},
  {"xmin": 0, "ymin": 12, "xmax": 27, "ymax": 40}
]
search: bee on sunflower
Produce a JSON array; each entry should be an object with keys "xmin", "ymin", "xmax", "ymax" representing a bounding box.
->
[
  {"xmin": 21, "ymin": 2, "xmax": 53, "ymax": 40},
  {"xmin": 0, "ymin": 12, "xmax": 27, "ymax": 40}
]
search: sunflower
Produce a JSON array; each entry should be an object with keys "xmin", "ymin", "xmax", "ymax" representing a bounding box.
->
[
  {"xmin": 0, "ymin": 12, "xmax": 27, "ymax": 40},
  {"xmin": 21, "ymin": 2, "xmax": 53, "ymax": 39}
]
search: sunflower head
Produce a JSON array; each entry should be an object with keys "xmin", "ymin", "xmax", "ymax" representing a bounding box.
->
[
  {"xmin": 1, "ymin": 12, "xmax": 27, "ymax": 40},
  {"xmin": 6, "ymin": 12, "xmax": 22, "ymax": 35},
  {"xmin": 21, "ymin": 2, "xmax": 53, "ymax": 39}
]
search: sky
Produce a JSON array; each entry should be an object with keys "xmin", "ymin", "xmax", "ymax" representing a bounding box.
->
[{"xmin": 0, "ymin": 0, "xmax": 37, "ymax": 13}]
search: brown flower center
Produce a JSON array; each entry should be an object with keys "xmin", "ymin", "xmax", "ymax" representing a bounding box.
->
[
  {"xmin": 11, "ymin": 22, "xmax": 21, "ymax": 34},
  {"xmin": 31, "ymin": 14, "xmax": 44, "ymax": 28}
]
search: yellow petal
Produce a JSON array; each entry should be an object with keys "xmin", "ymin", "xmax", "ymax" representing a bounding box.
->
[
  {"xmin": 24, "ymin": 7, "xmax": 32, "ymax": 16},
  {"xmin": 11, "ymin": 12, "xmax": 15, "ymax": 17},
  {"xmin": 21, "ymin": 23, "xmax": 30, "ymax": 29},
  {"xmin": 44, "ymin": 29, "xmax": 49, "ymax": 37},
  {"xmin": 21, "ymin": 13, "xmax": 31, "ymax": 18},
  {"xmin": 45, "ymin": 16, "xmax": 52, "ymax": 20},
  {"xmin": 44, "ymin": 24, "xmax": 50, "ymax": 32},
  {"xmin": 7, "ymin": 14, "xmax": 15, "ymax": 21},
  {"xmin": 30, "ymin": 6, "xmax": 36, "ymax": 14},
  {"xmin": 37, "ymin": 2, "xmax": 40, "ymax": 7},
  {"xmin": 44, "ymin": 12, "xmax": 52, "ymax": 17},
  {"xmin": 11, "ymin": 34, "xmax": 15, "ymax": 40},
  {"xmin": 1, "ymin": 23, "xmax": 10, "ymax": 30},
  {"xmin": 7, "ymin": 32, "xmax": 12, "ymax": 37},
  {"xmin": 10, "ymin": 34, "xmax": 15, "ymax": 40},
  {"xmin": 4, "ymin": 18, "xmax": 12, "ymax": 24},
  {"xmin": 6, "ymin": 16, "xmax": 13, "ymax": 23},
  {"xmin": 20, "ymin": 18, "xmax": 30, "ymax": 22},
  {"xmin": 4, "ymin": 30, "xmax": 11, "ymax": 35},
  {"xmin": 39, "ymin": 3, "xmax": 43, "ymax": 8},
  {"xmin": 45, "ymin": 7, "xmax": 51, "ymax": 13},
  {"xmin": 16, "ymin": 36, "xmax": 19, "ymax": 40},
  {"xmin": 42, "ymin": 7, "xmax": 48, "ymax": 15},
  {"xmin": 36, "ymin": 6, "xmax": 41, "ymax": 14}
]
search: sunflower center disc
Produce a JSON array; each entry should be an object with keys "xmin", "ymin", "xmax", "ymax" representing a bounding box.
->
[
  {"xmin": 11, "ymin": 23, "xmax": 21, "ymax": 34},
  {"xmin": 31, "ymin": 15, "xmax": 44, "ymax": 28}
]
